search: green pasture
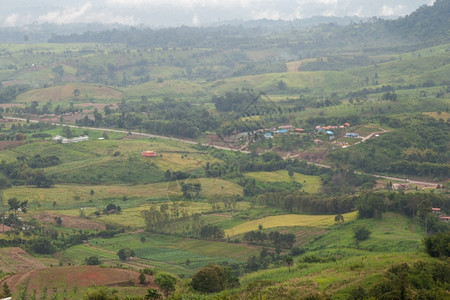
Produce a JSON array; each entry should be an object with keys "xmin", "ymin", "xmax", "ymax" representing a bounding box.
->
[
  {"xmin": 245, "ymin": 170, "xmax": 321, "ymax": 194},
  {"xmin": 306, "ymin": 212, "xmax": 425, "ymax": 253},
  {"xmin": 225, "ymin": 211, "xmax": 358, "ymax": 237},
  {"xmin": 15, "ymin": 83, "xmax": 124, "ymax": 103},
  {"xmin": 61, "ymin": 244, "xmax": 118, "ymax": 265},
  {"xmin": 123, "ymin": 79, "xmax": 206, "ymax": 99},
  {"xmin": 240, "ymin": 251, "xmax": 433, "ymax": 299},
  {"xmin": 89, "ymin": 233, "xmax": 248, "ymax": 271}
]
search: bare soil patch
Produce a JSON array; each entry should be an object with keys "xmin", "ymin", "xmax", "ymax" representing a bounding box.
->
[
  {"xmin": 0, "ymin": 247, "xmax": 46, "ymax": 273},
  {"xmin": 33, "ymin": 212, "xmax": 106, "ymax": 231},
  {"xmin": 4, "ymin": 265, "xmax": 156, "ymax": 296},
  {"xmin": 0, "ymin": 140, "xmax": 24, "ymax": 150}
]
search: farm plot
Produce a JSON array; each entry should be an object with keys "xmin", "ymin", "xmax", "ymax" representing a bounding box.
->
[
  {"xmin": 5, "ymin": 266, "xmax": 152, "ymax": 299},
  {"xmin": 225, "ymin": 212, "xmax": 358, "ymax": 237},
  {"xmin": 245, "ymin": 170, "xmax": 321, "ymax": 194},
  {"xmin": 0, "ymin": 247, "xmax": 46, "ymax": 273},
  {"xmin": 15, "ymin": 83, "xmax": 124, "ymax": 103}
]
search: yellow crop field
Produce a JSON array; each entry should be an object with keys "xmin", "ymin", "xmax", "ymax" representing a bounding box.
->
[
  {"xmin": 245, "ymin": 170, "xmax": 321, "ymax": 194},
  {"xmin": 225, "ymin": 211, "xmax": 358, "ymax": 237}
]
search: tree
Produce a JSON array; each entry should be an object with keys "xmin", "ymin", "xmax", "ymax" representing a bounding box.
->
[
  {"xmin": 334, "ymin": 214, "xmax": 344, "ymax": 251},
  {"xmin": 354, "ymin": 226, "xmax": 371, "ymax": 241},
  {"xmin": 54, "ymin": 216, "xmax": 62, "ymax": 226},
  {"xmin": 2, "ymin": 282, "xmax": 11, "ymax": 297},
  {"xmin": 191, "ymin": 264, "xmax": 228, "ymax": 293},
  {"xmin": 86, "ymin": 256, "xmax": 101, "ymax": 265},
  {"xmin": 284, "ymin": 255, "xmax": 294, "ymax": 272},
  {"xmin": 139, "ymin": 270, "xmax": 147, "ymax": 284},
  {"xmin": 117, "ymin": 248, "xmax": 135, "ymax": 261},
  {"xmin": 144, "ymin": 288, "xmax": 161, "ymax": 300},
  {"xmin": 423, "ymin": 231, "xmax": 450, "ymax": 258},
  {"xmin": 154, "ymin": 272, "xmax": 177, "ymax": 297}
]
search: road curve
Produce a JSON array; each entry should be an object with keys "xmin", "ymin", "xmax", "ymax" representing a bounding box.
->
[{"xmin": 5, "ymin": 117, "xmax": 439, "ymax": 186}]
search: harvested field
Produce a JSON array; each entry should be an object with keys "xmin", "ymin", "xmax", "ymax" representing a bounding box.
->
[
  {"xmin": 33, "ymin": 212, "xmax": 107, "ymax": 231},
  {"xmin": 0, "ymin": 247, "xmax": 46, "ymax": 273},
  {"xmin": 4, "ymin": 265, "xmax": 155, "ymax": 298}
]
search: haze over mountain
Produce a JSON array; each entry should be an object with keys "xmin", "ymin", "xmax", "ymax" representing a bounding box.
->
[{"xmin": 2, "ymin": 0, "xmax": 435, "ymax": 28}]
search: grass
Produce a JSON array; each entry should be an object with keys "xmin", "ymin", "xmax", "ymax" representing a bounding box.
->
[
  {"xmin": 4, "ymin": 177, "xmax": 243, "ymax": 212},
  {"xmin": 14, "ymin": 83, "xmax": 124, "ymax": 103},
  {"xmin": 245, "ymin": 170, "xmax": 321, "ymax": 194},
  {"xmin": 89, "ymin": 233, "xmax": 249, "ymax": 272},
  {"xmin": 225, "ymin": 211, "xmax": 358, "ymax": 237},
  {"xmin": 240, "ymin": 251, "xmax": 433, "ymax": 299}
]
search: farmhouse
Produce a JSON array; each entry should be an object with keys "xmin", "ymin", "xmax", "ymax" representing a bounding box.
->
[
  {"xmin": 294, "ymin": 128, "xmax": 305, "ymax": 133},
  {"xmin": 345, "ymin": 133, "xmax": 359, "ymax": 138},
  {"xmin": 278, "ymin": 125, "xmax": 294, "ymax": 131},
  {"xmin": 440, "ymin": 216, "xmax": 450, "ymax": 222},
  {"xmin": 432, "ymin": 208, "xmax": 441, "ymax": 215},
  {"xmin": 313, "ymin": 139, "xmax": 323, "ymax": 145},
  {"xmin": 54, "ymin": 135, "xmax": 89, "ymax": 144},
  {"xmin": 392, "ymin": 183, "xmax": 409, "ymax": 190},
  {"xmin": 141, "ymin": 151, "xmax": 157, "ymax": 157}
]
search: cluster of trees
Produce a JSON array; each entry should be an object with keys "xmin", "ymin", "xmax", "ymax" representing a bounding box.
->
[
  {"xmin": 190, "ymin": 263, "xmax": 239, "ymax": 293},
  {"xmin": 349, "ymin": 260, "xmax": 449, "ymax": 300},
  {"xmin": 243, "ymin": 230, "xmax": 296, "ymax": 249},
  {"xmin": 75, "ymin": 98, "xmax": 220, "ymax": 138},
  {"xmin": 0, "ymin": 156, "xmax": 56, "ymax": 187},
  {"xmin": 257, "ymin": 192, "xmax": 356, "ymax": 214},
  {"xmin": 199, "ymin": 225, "xmax": 225, "ymax": 240}
]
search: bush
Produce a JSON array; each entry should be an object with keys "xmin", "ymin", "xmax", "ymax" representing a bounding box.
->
[
  {"xmin": 154, "ymin": 272, "xmax": 177, "ymax": 297},
  {"xmin": 30, "ymin": 237, "xmax": 57, "ymax": 254},
  {"xmin": 423, "ymin": 231, "xmax": 450, "ymax": 258},
  {"xmin": 191, "ymin": 264, "xmax": 228, "ymax": 293},
  {"xmin": 117, "ymin": 248, "xmax": 135, "ymax": 261},
  {"xmin": 354, "ymin": 226, "xmax": 371, "ymax": 241},
  {"xmin": 86, "ymin": 256, "xmax": 101, "ymax": 265}
]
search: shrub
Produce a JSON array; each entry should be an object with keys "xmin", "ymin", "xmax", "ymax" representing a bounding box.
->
[
  {"xmin": 117, "ymin": 248, "xmax": 135, "ymax": 261},
  {"xmin": 86, "ymin": 256, "xmax": 101, "ymax": 265},
  {"xmin": 154, "ymin": 272, "xmax": 177, "ymax": 297},
  {"xmin": 191, "ymin": 264, "xmax": 228, "ymax": 293},
  {"xmin": 354, "ymin": 226, "xmax": 371, "ymax": 241}
]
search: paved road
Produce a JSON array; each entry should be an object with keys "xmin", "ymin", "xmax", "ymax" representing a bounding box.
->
[{"xmin": 5, "ymin": 116, "xmax": 439, "ymax": 186}]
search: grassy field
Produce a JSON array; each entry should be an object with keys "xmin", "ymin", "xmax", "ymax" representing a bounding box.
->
[
  {"xmin": 225, "ymin": 211, "xmax": 358, "ymax": 237},
  {"xmin": 88, "ymin": 233, "xmax": 252, "ymax": 271},
  {"xmin": 4, "ymin": 176, "xmax": 243, "ymax": 211},
  {"xmin": 15, "ymin": 83, "xmax": 124, "ymax": 103},
  {"xmin": 240, "ymin": 251, "xmax": 434, "ymax": 299},
  {"xmin": 245, "ymin": 170, "xmax": 321, "ymax": 194}
]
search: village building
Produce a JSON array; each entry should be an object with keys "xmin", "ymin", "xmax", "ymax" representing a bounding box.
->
[
  {"xmin": 278, "ymin": 125, "xmax": 294, "ymax": 131},
  {"xmin": 345, "ymin": 133, "xmax": 359, "ymax": 138}
]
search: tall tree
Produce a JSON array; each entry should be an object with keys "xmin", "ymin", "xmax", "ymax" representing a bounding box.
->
[{"xmin": 335, "ymin": 214, "xmax": 344, "ymax": 252}]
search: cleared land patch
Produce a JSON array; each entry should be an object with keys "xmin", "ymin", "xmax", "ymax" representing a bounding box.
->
[
  {"xmin": 0, "ymin": 247, "xmax": 46, "ymax": 273},
  {"xmin": 33, "ymin": 212, "xmax": 106, "ymax": 230}
]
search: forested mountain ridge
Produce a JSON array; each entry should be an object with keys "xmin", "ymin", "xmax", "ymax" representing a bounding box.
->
[{"xmin": 47, "ymin": 0, "xmax": 450, "ymax": 51}]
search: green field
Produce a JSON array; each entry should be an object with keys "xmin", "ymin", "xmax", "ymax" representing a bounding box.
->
[
  {"xmin": 245, "ymin": 170, "xmax": 321, "ymax": 194},
  {"xmin": 225, "ymin": 212, "xmax": 358, "ymax": 237}
]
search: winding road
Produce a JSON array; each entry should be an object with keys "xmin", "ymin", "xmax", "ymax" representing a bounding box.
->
[{"xmin": 5, "ymin": 116, "xmax": 440, "ymax": 186}]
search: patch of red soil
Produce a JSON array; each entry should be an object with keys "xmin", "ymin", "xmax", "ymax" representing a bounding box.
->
[{"xmin": 33, "ymin": 212, "xmax": 106, "ymax": 231}]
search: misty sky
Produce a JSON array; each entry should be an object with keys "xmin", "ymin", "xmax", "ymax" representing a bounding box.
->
[{"xmin": 1, "ymin": 0, "xmax": 435, "ymax": 28}]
